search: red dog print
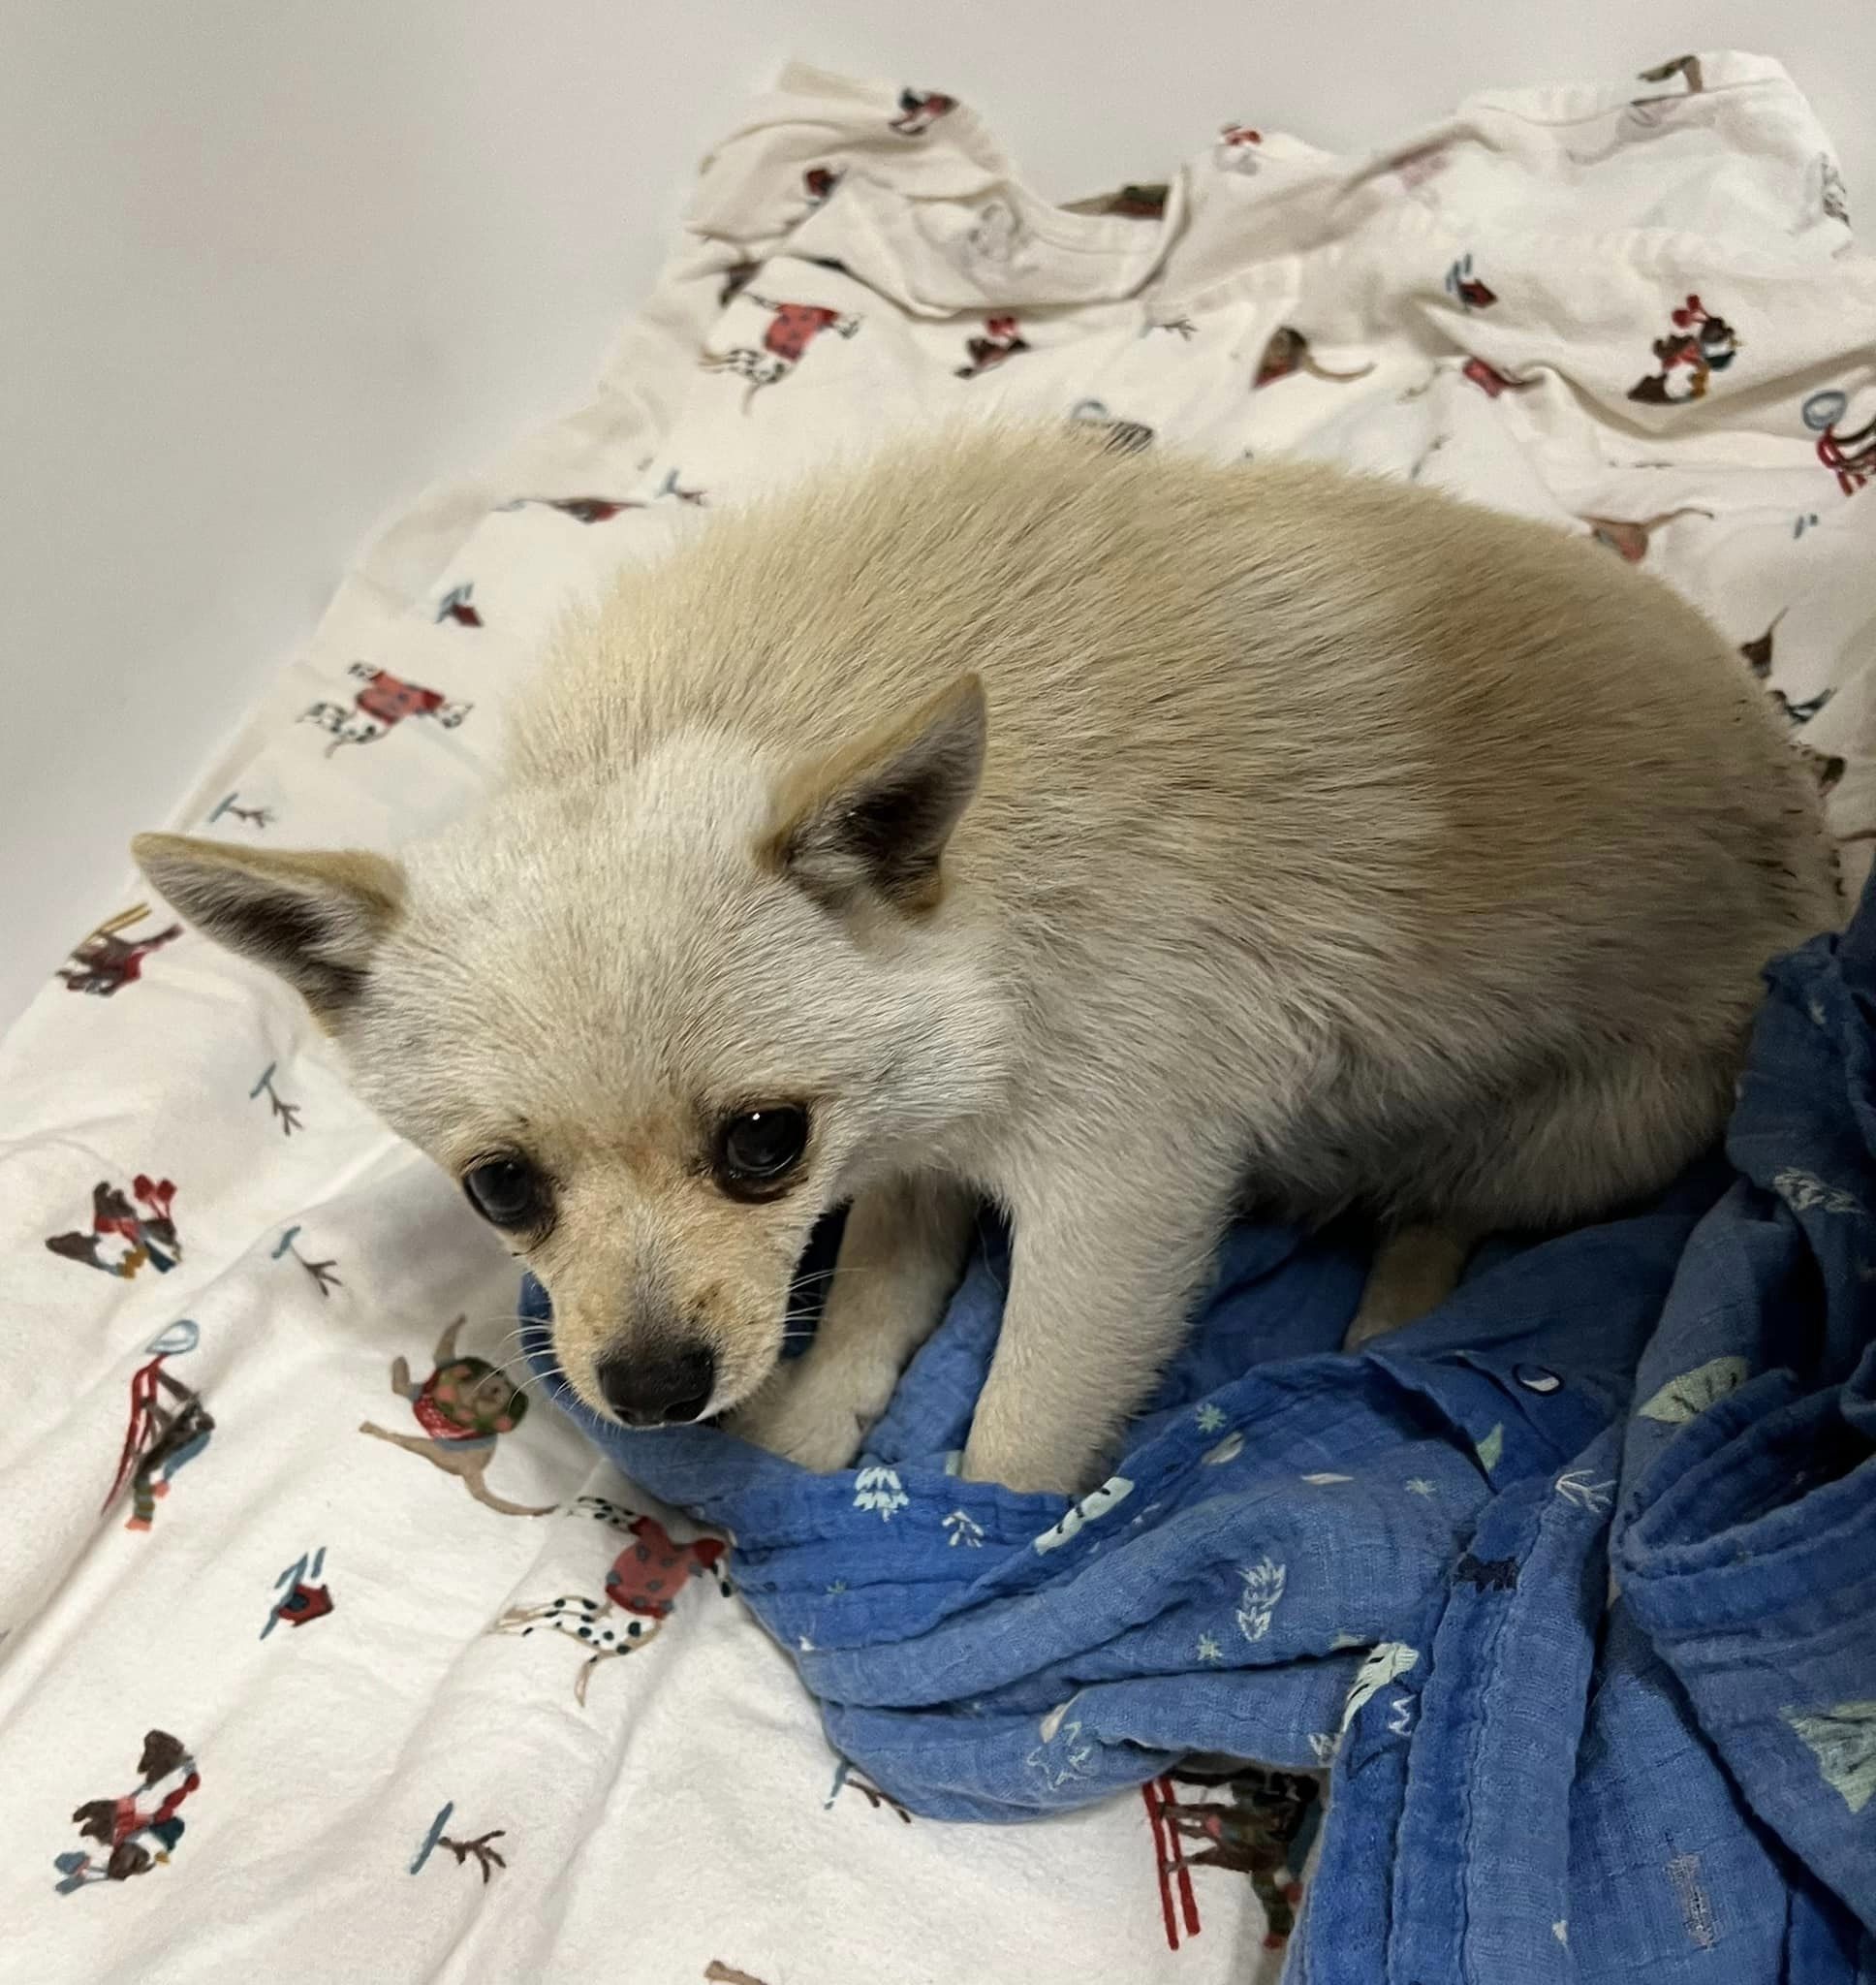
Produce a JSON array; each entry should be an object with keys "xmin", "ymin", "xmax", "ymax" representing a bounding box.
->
[
  {"xmin": 491, "ymin": 1497, "xmax": 730, "ymax": 1703},
  {"xmin": 701, "ymin": 293, "xmax": 861, "ymax": 409},
  {"xmin": 300, "ymin": 662, "xmax": 471, "ymax": 756}
]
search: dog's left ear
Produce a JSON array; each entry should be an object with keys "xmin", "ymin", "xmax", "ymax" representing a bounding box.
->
[
  {"xmin": 131, "ymin": 832, "xmax": 404, "ymax": 1020},
  {"xmin": 766, "ymin": 673, "xmax": 986, "ymax": 913}
]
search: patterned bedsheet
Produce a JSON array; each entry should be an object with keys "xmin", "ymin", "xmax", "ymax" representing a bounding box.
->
[{"xmin": 1, "ymin": 53, "xmax": 1871, "ymax": 1985}]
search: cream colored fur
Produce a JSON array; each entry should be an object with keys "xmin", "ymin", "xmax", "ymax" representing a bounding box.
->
[{"xmin": 135, "ymin": 426, "xmax": 1836, "ymax": 1495}]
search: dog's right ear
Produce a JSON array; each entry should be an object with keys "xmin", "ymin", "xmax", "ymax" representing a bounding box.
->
[
  {"xmin": 765, "ymin": 674, "xmax": 986, "ymax": 914},
  {"xmin": 131, "ymin": 833, "xmax": 403, "ymax": 1020}
]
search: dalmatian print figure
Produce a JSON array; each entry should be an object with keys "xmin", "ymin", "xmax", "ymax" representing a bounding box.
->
[
  {"xmin": 701, "ymin": 293, "xmax": 861, "ymax": 411},
  {"xmin": 491, "ymin": 1497, "xmax": 731, "ymax": 1704},
  {"xmin": 300, "ymin": 662, "xmax": 472, "ymax": 756}
]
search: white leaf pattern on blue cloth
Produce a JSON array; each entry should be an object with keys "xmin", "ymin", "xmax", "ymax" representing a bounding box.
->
[
  {"xmin": 1638, "ymin": 1356, "xmax": 1750, "ymax": 1425},
  {"xmin": 1235, "ymin": 1556, "xmax": 1287, "ymax": 1641},
  {"xmin": 1555, "ymin": 1469, "xmax": 1615, "ymax": 1512},
  {"xmin": 1784, "ymin": 1701, "xmax": 1876, "ymax": 1812},
  {"xmin": 1028, "ymin": 1698, "xmax": 1098, "ymax": 1789},
  {"xmin": 1032, "ymin": 1475, "xmax": 1134, "ymax": 1555},
  {"xmin": 853, "ymin": 1466, "xmax": 908, "ymax": 1520},
  {"xmin": 1341, "ymin": 1642, "xmax": 1420, "ymax": 1732},
  {"xmin": 1772, "ymin": 1168, "xmax": 1864, "ymax": 1216}
]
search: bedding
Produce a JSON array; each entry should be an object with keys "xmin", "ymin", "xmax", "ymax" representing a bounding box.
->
[{"xmin": 2, "ymin": 52, "xmax": 1872, "ymax": 1985}]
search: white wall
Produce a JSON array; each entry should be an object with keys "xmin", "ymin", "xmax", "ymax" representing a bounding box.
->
[{"xmin": 1, "ymin": 1, "xmax": 1863, "ymax": 1030}]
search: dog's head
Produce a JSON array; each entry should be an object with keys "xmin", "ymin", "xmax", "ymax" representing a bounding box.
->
[{"xmin": 134, "ymin": 675, "xmax": 1004, "ymax": 1430}]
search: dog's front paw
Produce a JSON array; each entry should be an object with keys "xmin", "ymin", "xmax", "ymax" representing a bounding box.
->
[
  {"xmin": 729, "ymin": 1358, "xmax": 894, "ymax": 1473},
  {"xmin": 959, "ymin": 1426, "xmax": 1104, "ymax": 1498}
]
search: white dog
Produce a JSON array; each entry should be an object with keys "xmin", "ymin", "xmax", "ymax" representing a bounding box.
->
[{"xmin": 136, "ymin": 427, "xmax": 1835, "ymax": 1494}]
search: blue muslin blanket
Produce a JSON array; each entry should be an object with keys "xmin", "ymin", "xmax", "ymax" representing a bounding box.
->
[{"xmin": 525, "ymin": 869, "xmax": 1876, "ymax": 1981}]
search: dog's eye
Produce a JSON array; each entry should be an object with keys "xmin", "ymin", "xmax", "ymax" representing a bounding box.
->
[
  {"xmin": 462, "ymin": 1156, "xmax": 547, "ymax": 1229},
  {"xmin": 716, "ymin": 1107, "xmax": 809, "ymax": 1193}
]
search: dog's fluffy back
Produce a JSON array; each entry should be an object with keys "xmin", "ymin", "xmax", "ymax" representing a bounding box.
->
[{"xmin": 511, "ymin": 424, "xmax": 1831, "ymax": 1219}]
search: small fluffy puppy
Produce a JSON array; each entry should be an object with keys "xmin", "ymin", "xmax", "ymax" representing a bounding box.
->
[{"xmin": 136, "ymin": 428, "xmax": 1834, "ymax": 1495}]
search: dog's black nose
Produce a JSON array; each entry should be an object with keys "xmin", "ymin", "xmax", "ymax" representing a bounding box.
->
[{"xmin": 596, "ymin": 1345, "xmax": 716, "ymax": 1427}]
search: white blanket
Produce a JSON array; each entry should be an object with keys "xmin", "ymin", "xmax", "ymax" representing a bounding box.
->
[{"xmin": 2, "ymin": 53, "xmax": 1872, "ymax": 1985}]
